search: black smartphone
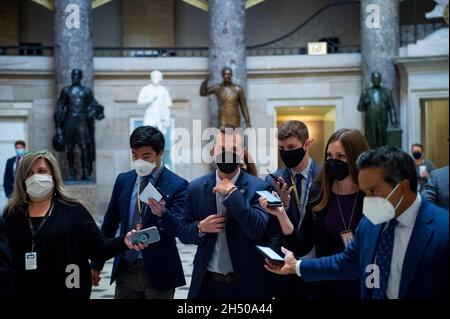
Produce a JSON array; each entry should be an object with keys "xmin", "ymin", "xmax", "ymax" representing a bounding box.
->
[
  {"xmin": 266, "ymin": 169, "xmax": 285, "ymax": 187},
  {"xmin": 256, "ymin": 245, "xmax": 284, "ymax": 264},
  {"xmin": 131, "ymin": 226, "xmax": 160, "ymax": 245}
]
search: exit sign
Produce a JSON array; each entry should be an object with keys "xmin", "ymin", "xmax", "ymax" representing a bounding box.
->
[{"xmin": 308, "ymin": 42, "xmax": 328, "ymax": 55}]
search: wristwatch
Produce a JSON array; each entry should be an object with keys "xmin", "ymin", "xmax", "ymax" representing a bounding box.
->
[{"xmin": 197, "ymin": 222, "xmax": 204, "ymax": 234}]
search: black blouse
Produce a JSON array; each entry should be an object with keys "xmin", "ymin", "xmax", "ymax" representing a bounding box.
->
[
  {"xmin": 283, "ymin": 188, "xmax": 366, "ymax": 299},
  {"xmin": 3, "ymin": 199, "xmax": 127, "ymax": 299}
]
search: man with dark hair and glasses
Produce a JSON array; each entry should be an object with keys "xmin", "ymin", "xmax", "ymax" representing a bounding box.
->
[
  {"xmin": 91, "ymin": 126, "xmax": 188, "ymax": 299},
  {"xmin": 264, "ymin": 146, "xmax": 448, "ymax": 299}
]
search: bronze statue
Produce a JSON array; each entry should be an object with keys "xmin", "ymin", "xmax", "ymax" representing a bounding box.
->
[
  {"xmin": 200, "ymin": 66, "xmax": 251, "ymax": 129},
  {"xmin": 53, "ymin": 69, "xmax": 105, "ymax": 180},
  {"xmin": 357, "ymin": 72, "xmax": 399, "ymax": 148}
]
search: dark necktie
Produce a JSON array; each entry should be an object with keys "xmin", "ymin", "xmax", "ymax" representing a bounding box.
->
[
  {"xmin": 294, "ymin": 174, "xmax": 304, "ymax": 228},
  {"xmin": 296, "ymin": 173, "xmax": 304, "ymax": 194},
  {"xmin": 372, "ymin": 219, "xmax": 399, "ymax": 299},
  {"xmin": 124, "ymin": 174, "xmax": 152, "ymax": 264},
  {"xmin": 14, "ymin": 157, "xmax": 21, "ymax": 175},
  {"xmin": 134, "ymin": 174, "xmax": 152, "ymax": 227}
]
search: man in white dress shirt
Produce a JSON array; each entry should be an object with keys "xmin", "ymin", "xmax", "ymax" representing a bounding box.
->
[{"xmin": 264, "ymin": 146, "xmax": 449, "ymax": 299}]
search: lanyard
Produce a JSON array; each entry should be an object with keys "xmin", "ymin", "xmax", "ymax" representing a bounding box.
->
[
  {"xmin": 290, "ymin": 160, "xmax": 314, "ymax": 225},
  {"xmin": 26, "ymin": 200, "xmax": 54, "ymax": 252},
  {"xmin": 336, "ymin": 192, "xmax": 359, "ymax": 231}
]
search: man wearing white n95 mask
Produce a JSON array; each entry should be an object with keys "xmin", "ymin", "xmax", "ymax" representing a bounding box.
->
[
  {"xmin": 91, "ymin": 126, "xmax": 188, "ymax": 299},
  {"xmin": 265, "ymin": 146, "xmax": 448, "ymax": 299}
]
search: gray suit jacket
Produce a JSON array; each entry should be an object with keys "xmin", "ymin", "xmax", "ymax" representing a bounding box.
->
[{"xmin": 423, "ymin": 166, "xmax": 449, "ymax": 210}]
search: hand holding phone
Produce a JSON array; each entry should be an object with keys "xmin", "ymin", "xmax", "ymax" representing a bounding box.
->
[
  {"xmin": 256, "ymin": 245, "xmax": 285, "ymax": 264},
  {"xmin": 256, "ymin": 190, "xmax": 283, "ymax": 208},
  {"xmin": 130, "ymin": 226, "xmax": 160, "ymax": 245},
  {"xmin": 266, "ymin": 169, "xmax": 286, "ymax": 187}
]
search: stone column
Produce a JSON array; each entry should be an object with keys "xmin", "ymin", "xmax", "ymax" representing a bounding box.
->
[
  {"xmin": 53, "ymin": 0, "xmax": 95, "ymax": 182},
  {"xmin": 360, "ymin": 0, "xmax": 399, "ymax": 91},
  {"xmin": 208, "ymin": 0, "xmax": 247, "ymax": 128},
  {"xmin": 361, "ymin": 0, "xmax": 402, "ymax": 147},
  {"xmin": 54, "ymin": 0, "xmax": 93, "ymax": 92}
]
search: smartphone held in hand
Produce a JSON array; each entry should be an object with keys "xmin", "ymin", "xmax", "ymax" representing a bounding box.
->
[
  {"xmin": 256, "ymin": 245, "xmax": 285, "ymax": 264},
  {"xmin": 256, "ymin": 190, "xmax": 283, "ymax": 208},
  {"xmin": 130, "ymin": 226, "xmax": 160, "ymax": 245}
]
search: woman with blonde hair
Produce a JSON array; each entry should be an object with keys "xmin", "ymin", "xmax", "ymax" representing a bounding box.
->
[
  {"xmin": 260, "ymin": 129, "xmax": 369, "ymax": 299},
  {"xmin": 3, "ymin": 150, "xmax": 143, "ymax": 299}
]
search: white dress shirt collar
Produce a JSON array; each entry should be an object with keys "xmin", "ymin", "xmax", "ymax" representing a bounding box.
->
[
  {"xmin": 396, "ymin": 193, "xmax": 421, "ymax": 228},
  {"xmin": 291, "ymin": 158, "xmax": 311, "ymax": 180}
]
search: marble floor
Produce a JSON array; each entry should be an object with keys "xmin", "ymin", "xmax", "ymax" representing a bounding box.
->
[{"xmin": 90, "ymin": 240, "xmax": 195, "ymax": 299}]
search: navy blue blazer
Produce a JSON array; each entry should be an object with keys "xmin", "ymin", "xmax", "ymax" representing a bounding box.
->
[
  {"xmin": 423, "ymin": 166, "xmax": 449, "ymax": 210},
  {"xmin": 178, "ymin": 170, "xmax": 277, "ymax": 299},
  {"xmin": 91, "ymin": 167, "xmax": 188, "ymax": 290},
  {"xmin": 3, "ymin": 157, "xmax": 16, "ymax": 198},
  {"xmin": 300, "ymin": 198, "xmax": 449, "ymax": 299}
]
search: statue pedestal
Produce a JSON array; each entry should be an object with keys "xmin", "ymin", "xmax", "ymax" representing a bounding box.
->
[
  {"xmin": 387, "ymin": 127, "xmax": 403, "ymax": 148},
  {"xmin": 64, "ymin": 181, "xmax": 97, "ymax": 220}
]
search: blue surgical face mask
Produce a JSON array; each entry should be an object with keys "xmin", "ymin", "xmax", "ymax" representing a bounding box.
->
[{"xmin": 15, "ymin": 148, "xmax": 25, "ymax": 157}]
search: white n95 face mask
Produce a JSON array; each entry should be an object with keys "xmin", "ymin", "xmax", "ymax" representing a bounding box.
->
[
  {"xmin": 25, "ymin": 174, "xmax": 54, "ymax": 199},
  {"xmin": 133, "ymin": 159, "xmax": 156, "ymax": 177},
  {"xmin": 363, "ymin": 183, "xmax": 404, "ymax": 225}
]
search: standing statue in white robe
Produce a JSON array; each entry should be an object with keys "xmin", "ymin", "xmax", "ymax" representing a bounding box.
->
[{"xmin": 138, "ymin": 71, "xmax": 172, "ymax": 134}]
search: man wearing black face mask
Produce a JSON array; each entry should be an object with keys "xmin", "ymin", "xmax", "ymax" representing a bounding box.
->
[
  {"xmin": 411, "ymin": 143, "xmax": 435, "ymax": 192},
  {"xmin": 178, "ymin": 129, "xmax": 276, "ymax": 299},
  {"xmin": 265, "ymin": 120, "xmax": 321, "ymax": 298}
]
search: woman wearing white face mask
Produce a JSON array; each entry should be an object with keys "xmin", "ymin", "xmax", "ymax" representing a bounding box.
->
[{"xmin": 2, "ymin": 151, "xmax": 144, "ymax": 299}]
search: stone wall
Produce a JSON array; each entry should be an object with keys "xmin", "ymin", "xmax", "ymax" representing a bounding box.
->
[{"xmin": 123, "ymin": 0, "xmax": 175, "ymax": 47}]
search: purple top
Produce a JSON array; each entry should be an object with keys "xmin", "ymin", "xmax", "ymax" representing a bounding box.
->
[{"xmin": 325, "ymin": 192, "xmax": 363, "ymax": 255}]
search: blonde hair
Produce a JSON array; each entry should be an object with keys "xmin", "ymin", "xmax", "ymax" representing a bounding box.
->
[{"xmin": 4, "ymin": 151, "xmax": 85, "ymax": 215}]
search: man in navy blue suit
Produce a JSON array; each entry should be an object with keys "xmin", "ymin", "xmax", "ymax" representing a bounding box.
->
[
  {"xmin": 91, "ymin": 126, "xmax": 188, "ymax": 299},
  {"xmin": 3, "ymin": 140, "xmax": 26, "ymax": 198},
  {"xmin": 265, "ymin": 121, "xmax": 320, "ymax": 298},
  {"xmin": 178, "ymin": 128, "xmax": 275, "ymax": 299},
  {"xmin": 265, "ymin": 146, "xmax": 448, "ymax": 299}
]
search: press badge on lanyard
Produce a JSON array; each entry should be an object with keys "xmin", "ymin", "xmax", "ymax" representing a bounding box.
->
[
  {"xmin": 340, "ymin": 230, "xmax": 354, "ymax": 247},
  {"xmin": 25, "ymin": 252, "xmax": 37, "ymax": 270},
  {"xmin": 25, "ymin": 200, "xmax": 53, "ymax": 271}
]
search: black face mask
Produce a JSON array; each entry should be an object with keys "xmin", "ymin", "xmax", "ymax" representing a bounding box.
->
[
  {"xmin": 412, "ymin": 152, "xmax": 422, "ymax": 160},
  {"xmin": 280, "ymin": 147, "xmax": 306, "ymax": 169},
  {"xmin": 326, "ymin": 159, "xmax": 349, "ymax": 181},
  {"xmin": 216, "ymin": 151, "xmax": 240, "ymax": 174}
]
